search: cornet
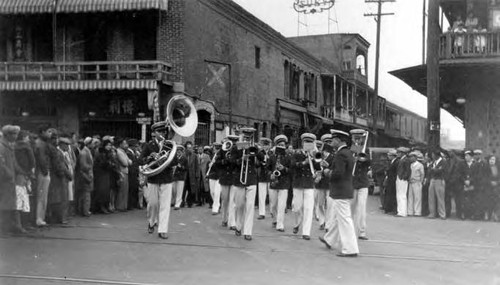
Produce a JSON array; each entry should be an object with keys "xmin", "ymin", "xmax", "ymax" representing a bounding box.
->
[{"xmin": 139, "ymin": 95, "xmax": 198, "ymax": 178}]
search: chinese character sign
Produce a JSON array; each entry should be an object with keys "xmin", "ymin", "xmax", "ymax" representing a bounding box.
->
[{"xmin": 109, "ymin": 98, "xmax": 135, "ymax": 116}]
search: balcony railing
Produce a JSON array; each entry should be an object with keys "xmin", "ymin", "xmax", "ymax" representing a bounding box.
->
[
  {"xmin": 0, "ymin": 60, "xmax": 173, "ymax": 84},
  {"xmin": 342, "ymin": 69, "xmax": 367, "ymax": 84},
  {"xmin": 439, "ymin": 32, "xmax": 500, "ymax": 59}
]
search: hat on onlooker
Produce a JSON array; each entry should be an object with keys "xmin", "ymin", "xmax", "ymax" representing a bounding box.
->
[
  {"xmin": 84, "ymin": 137, "xmax": 93, "ymax": 145},
  {"xmin": 464, "ymin": 150, "xmax": 473, "ymax": 156},
  {"xmin": 274, "ymin": 134, "xmax": 288, "ymax": 145},
  {"xmin": 473, "ymin": 149, "xmax": 483, "ymax": 155},
  {"xmin": 127, "ymin": 139, "xmax": 139, "ymax": 147},
  {"xmin": 114, "ymin": 136, "xmax": 126, "ymax": 146},
  {"xmin": 320, "ymin": 134, "xmax": 333, "ymax": 143},
  {"xmin": 300, "ymin": 133, "xmax": 316, "ymax": 142},
  {"xmin": 225, "ymin": 135, "xmax": 240, "ymax": 142},
  {"xmin": 213, "ymin": 142, "xmax": 222, "ymax": 148},
  {"xmin": 409, "ymin": 151, "xmax": 418, "ymax": 157},
  {"xmin": 259, "ymin": 137, "xmax": 272, "ymax": 146},
  {"xmin": 416, "ymin": 153, "xmax": 424, "ymax": 160},
  {"xmin": 1, "ymin": 125, "xmax": 21, "ymax": 135},
  {"xmin": 177, "ymin": 145, "xmax": 185, "ymax": 151},
  {"xmin": 203, "ymin": 146, "xmax": 211, "ymax": 152},
  {"xmin": 151, "ymin": 121, "xmax": 168, "ymax": 132},
  {"xmin": 240, "ymin": 127, "xmax": 256, "ymax": 135},
  {"xmin": 58, "ymin": 137, "xmax": 71, "ymax": 145},
  {"xmin": 387, "ymin": 149, "xmax": 397, "ymax": 156},
  {"xmin": 397, "ymin": 147, "xmax": 410, "ymax": 153}
]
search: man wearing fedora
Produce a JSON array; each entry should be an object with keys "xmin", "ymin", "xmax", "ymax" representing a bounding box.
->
[
  {"xmin": 395, "ymin": 147, "xmax": 411, "ymax": 217},
  {"xmin": 319, "ymin": 129, "xmax": 359, "ymax": 257},
  {"xmin": 139, "ymin": 122, "xmax": 178, "ymax": 239},
  {"xmin": 383, "ymin": 149, "xmax": 399, "ymax": 214},
  {"xmin": 291, "ymin": 133, "xmax": 317, "ymax": 240}
]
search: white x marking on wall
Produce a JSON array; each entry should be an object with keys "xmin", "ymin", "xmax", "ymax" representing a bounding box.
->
[{"xmin": 207, "ymin": 64, "xmax": 227, "ymax": 88}]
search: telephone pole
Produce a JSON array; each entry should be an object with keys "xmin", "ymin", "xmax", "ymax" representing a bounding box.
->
[
  {"xmin": 427, "ymin": 0, "xmax": 440, "ymax": 149},
  {"xmin": 364, "ymin": 0, "xmax": 394, "ymax": 131}
]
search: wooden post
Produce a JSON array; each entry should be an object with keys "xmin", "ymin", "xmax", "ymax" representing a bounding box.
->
[{"xmin": 427, "ymin": 0, "xmax": 440, "ymax": 149}]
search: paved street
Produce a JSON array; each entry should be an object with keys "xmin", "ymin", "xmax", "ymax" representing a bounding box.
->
[{"xmin": 1, "ymin": 196, "xmax": 500, "ymax": 285}]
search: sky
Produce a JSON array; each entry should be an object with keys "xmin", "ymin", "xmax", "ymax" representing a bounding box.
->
[{"xmin": 232, "ymin": 0, "xmax": 466, "ymax": 141}]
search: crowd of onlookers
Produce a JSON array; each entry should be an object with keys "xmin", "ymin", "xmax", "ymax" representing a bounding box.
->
[
  {"xmin": 447, "ymin": 12, "xmax": 488, "ymax": 55},
  {"xmin": 0, "ymin": 124, "xmax": 214, "ymax": 234},
  {"xmin": 380, "ymin": 147, "xmax": 500, "ymax": 222}
]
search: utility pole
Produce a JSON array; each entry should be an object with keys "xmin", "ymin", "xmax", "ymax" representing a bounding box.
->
[
  {"xmin": 427, "ymin": 0, "xmax": 440, "ymax": 149},
  {"xmin": 422, "ymin": 0, "xmax": 426, "ymax": 64},
  {"xmin": 364, "ymin": 0, "xmax": 394, "ymax": 132}
]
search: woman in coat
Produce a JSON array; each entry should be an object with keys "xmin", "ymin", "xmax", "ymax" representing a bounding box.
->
[
  {"xmin": 48, "ymin": 137, "xmax": 73, "ymax": 224},
  {"xmin": 486, "ymin": 155, "xmax": 500, "ymax": 221},
  {"xmin": 92, "ymin": 140, "xmax": 116, "ymax": 214},
  {"xmin": 75, "ymin": 140, "xmax": 94, "ymax": 216}
]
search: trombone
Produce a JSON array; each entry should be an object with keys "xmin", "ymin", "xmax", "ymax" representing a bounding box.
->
[
  {"xmin": 350, "ymin": 129, "xmax": 369, "ymax": 175},
  {"xmin": 239, "ymin": 143, "xmax": 257, "ymax": 185}
]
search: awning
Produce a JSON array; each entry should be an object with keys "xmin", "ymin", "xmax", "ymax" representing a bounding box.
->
[
  {"xmin": 0, "ymin": 0, "xmax": 168, "ymax": 14},
  {"xmin": 0, "ymin": 80, "xmax": 159, "ymax": 91},
  {"xmin": 0, "ymin": 0, "xmax": 53, "ymax": 14},
  {"xmin": 56, "ymin": 0, "xmax": 168, "ymax": 13}
]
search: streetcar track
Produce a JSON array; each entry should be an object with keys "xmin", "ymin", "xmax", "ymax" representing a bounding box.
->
[
  {"xmin": 0, "ymin": 234, "xmax": 492, "ymax": 265},
  {"xmin": 0, "ymin": 274, "xmax": 158, "ymax": 285}
]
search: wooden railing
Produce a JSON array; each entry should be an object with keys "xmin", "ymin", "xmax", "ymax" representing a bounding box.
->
[
  {"xmin": 342, "ymin": 69, "xmax": 367, "ymax": 83},
  {"xmin": 0, "ymin": 60, "xmax": 173, "ymax": 83},
  {"xmin": 439, "ymin": 32, "xmax": 500, "ymax": 59}
]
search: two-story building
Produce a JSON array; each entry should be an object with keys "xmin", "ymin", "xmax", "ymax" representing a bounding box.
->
[{"xmin": 391, "ymin": 0, "xmax": 499, "ymax": 153}]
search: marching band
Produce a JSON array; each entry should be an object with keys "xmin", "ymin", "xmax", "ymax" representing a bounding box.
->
[{"xmin": 139, "ymin": 96, "xmax": 366, "ymax": 256}]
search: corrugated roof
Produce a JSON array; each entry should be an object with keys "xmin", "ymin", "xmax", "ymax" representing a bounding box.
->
[{"xmin": 0, "ymin": 0, "xmax": 54, "ymax": 14}]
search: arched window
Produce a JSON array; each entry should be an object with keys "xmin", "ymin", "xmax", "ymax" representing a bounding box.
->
[{"xmin": 356, "ymin": 53, "xmax": 366, "ymax": 76}]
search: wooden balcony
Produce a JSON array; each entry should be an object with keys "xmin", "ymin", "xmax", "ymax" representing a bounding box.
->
[
  {"xmin": 0, "ymin": 60, "xmax": 173, "ymax": 91},
  {"xmin": 439, "ymin": 32, "xmax": 500, "ymax": 59},
  {"xmin": 342, "ymin": 69, "xmax": 367, "ymax": 84},
  {"xmin": 322, "ymin": 104, "xmax": 354, "ymax": 123}
]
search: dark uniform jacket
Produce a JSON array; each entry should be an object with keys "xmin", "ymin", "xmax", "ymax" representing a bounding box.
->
[
  {"xmin": 329, "ymin": 145, "xmax": 354, "ymax": 199},
  {"xmin": 206, "ymin": 150, "xmax": 221, "ymax": 180},
  {"xmin": 353, "ymin": 159, "xmax": 371, "ymax": 189},
  {"xmin": 269, "ymin": 152, "xmax": 292, "ymax": 190},
  {"xmin": 397, "ymin": 155, "xmax": 411, "ymax": 181},
  {"xmin": 231, "ymin": 146, "xmax": 259, "ymax": 187},
  {"xmin": 173, "ymin": 155, "xmax": 188, "ymax": 181},
  {"xmin": 291, "ymin": 150, "xmax": 315, "ymax": 189},
  {"xmin": 217, "ymin": 149, "xmax": 235, "ymax": 186},
  {"xmin": 256, "ymin": 150, "xmax": 272, "ymax": 183},
  {"xmin": 314, "ymin": 153, "xmax": 334, "ymax": 190},
  {"xmin": 139, "ymin": 140, "xmax": 178, "ymax": 184}
]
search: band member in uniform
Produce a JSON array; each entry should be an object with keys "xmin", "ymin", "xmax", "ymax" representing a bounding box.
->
[
  {"xmin": 314, "ymin": 134, "xmax": 335, "ymax": 231},
  {"xmin": 207, "ymin": 142, "xmax": 222, "ymax": 215},
  {"xmin": 220, "ymin": 135, "xmax": 240, "ymax": 229},
  {"xmin": 172, "ymin": 145, "xmax": 187, "ymax": 210},
  {"xmin": 256, "ymin": 137, "xmax": 273, "ymax": 220},
  {"xmin": 139, "ymin": 122, "xmax": 178, "ymax": 239},
  {"xmin": 291, "ymin": 133, "xmax": 317, "ymax": 240},
  {"xmin": 231, "ymin": 128, "xmax": 259, "ymax": 240},
  {"xmin": 269, "ymin": 135, "xmax": 292, "ymax": 231},
  {"xmin": 319, "ymin": 130, "xmax": 359, "ymax": 257},
  {"xmin": 351, "ymin": 151, "xmax": 371, "ymax": 240}
]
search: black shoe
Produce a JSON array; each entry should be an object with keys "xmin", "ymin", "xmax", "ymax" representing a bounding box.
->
[
  {"xmin": 158, "ymin": 233, "xmax": 168, "ymax": 239},
  {"xmin": 222, "ymin": 221, "xmax": 228, "ymax": 227},
  {"xmin": 318, "ymin": 236, "xmax": 331, "ymax": 249},
  {"xmin": 277, "ymin": 228, "xmax": 284, "ymax": 232},
  {"xmin": 148, "ymin": 223, "xmax": 155, "ymax": 234},
  {"xmin": 293, "ymin": 226, "xmax": 299, "ymax": 234},
  {"xmin": 244, "ymin": 235, "xmax": 252, "ymax": 241},
  {"xmin": 212, "ymin": 212, "xmax": 219, "ymax": 215},
  {"xmin": 174, "ymin": 207, "xmax": 180, "ymax": 210},
  {"xmin": 336, "ymin": 253, "xmax": 358, "ymax": 257},
  {"xmin": 358, "ymin": 236, "xmax": 369, "ymax": 240},
  {"xmin": 257, "ymin": 215, "xmax": 265, "ymax": 220},
  {"xmin": 235, "ymin": 230, "xmax": 242, "ymax": 236},
  {"xmin": 302, "ymin": 235, "xmax": 310, "ymax": 240},
  {"xmin": 319, "ymin": 223, "xmax": 325, "ymax": 230},
  {"xmin": 180, "ymin": 202, "xmax": 185, "ymax": 208},
  {"xmin": 229, "ymin": 226, "xmax": 236, "ymax": 231},
  {"xmin": 272, "ymin": 221, "xmax": 277, "ymax": 228}
]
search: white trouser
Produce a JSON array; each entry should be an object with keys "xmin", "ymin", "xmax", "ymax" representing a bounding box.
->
[
  {"xmin": 351, "ymin": 188, "xmax": 368, "ymax": 238},
  {"xmin": 36, "ymin": 173, "xmax": 51, "ymax": 224},
  {"xmin": 210, "ymin": 179, "xmax": 221, "ymax": 213},
  {"xmin": 292, "ymin": 188, "xmax": 315, "ymax": 236},
  {"xmin": 408, "ymin": 182, "xmax": 422, "ymax": 216},
  {"xmin": 146, "ymin": 183, "xmax": 172, "ymax": 234},
  {"xmin": 323, "ymin": 198, "xmax": 359, "ymax": 254},
  {"xmin": 220, "ymin": 184, "xmax": 236, "ymax": 227},
  {"xmin": 234, "ymin": 185, "xmax": 257, "ymax": 235},
  {"xmin": 269, "ymin": 189, "xmax": 278, "ymax": 221},
  {"xmin": 171, "ymin": 180, "xmax": 184, "ymax": 207},
  {"xmin": 396, "ymin": 178, "xmax": 409, "ymax": 217},
  {"xmin": 258, "ymin": 182, "xmax": 269, "ymax": 216},
  {"xmin": 315, "ymin": 189, "xmax": 329, "ymax": 226},
  {"xmin": 325, "ymin": 193, "xmax": 334, "ymax": 230},
  {"xmin": 275, "ymin": 189, "xmax": 288, "ymax": 230}
]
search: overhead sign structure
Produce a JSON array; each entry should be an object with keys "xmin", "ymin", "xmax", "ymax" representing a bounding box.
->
[{"xmin": 293, "ymin": 0, "xmax": 335, "ymax": 14}]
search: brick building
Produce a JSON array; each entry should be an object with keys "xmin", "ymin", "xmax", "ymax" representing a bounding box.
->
[{"xmin": 0, "ymin": 0, "xmax": 424, "ymax": 147}]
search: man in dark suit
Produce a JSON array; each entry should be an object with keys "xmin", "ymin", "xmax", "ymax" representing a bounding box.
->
[
  {"xmin": 427, "ymin": 150, "xmax": 447, "ymax": 219},
  {"xmin": 383, "ymin": 149, "xmax": 399, "ymax": 214},
  {"xmin": 319, "ymin": 129, "xmax": 359, "ymax": 257}
]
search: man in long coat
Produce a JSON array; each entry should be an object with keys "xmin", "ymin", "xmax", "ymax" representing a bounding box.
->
[
  {"xmin": 183, "ymin": 141, "xmax": 200, "ymax": 207},
  {"xmin": 383, "ymin": 149, "xmax": 399, "ymax": 214},
  {"xmin": 75, "ymin": 139, "xmax": 94, "ymax": 216}
]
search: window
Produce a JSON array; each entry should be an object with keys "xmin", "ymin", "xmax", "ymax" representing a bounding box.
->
[
  {"xmin": 255, "ymin": 46, "xmax": 261, "ymax": 69},
  {"xmin": 284, "ymin": 60, "xmax": 290, "ymax": 98},
  {"xmin": 342, "ymin": 61, "xmax": 351, "ymax": 70},
  {"xmin": 262, "ymin": 122, "xmax": 268, "ymax": 138},
  {"xmin": 253, "ymin": 122, "xmax": 260, "ymax": 142}
]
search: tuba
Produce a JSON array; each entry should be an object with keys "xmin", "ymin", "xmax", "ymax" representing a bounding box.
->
[{"xmin": 139, "ymin": 95, "xmax": 198, "ymax": 177}]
